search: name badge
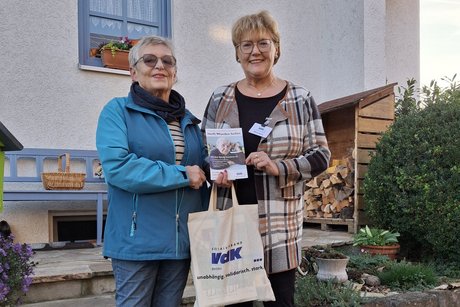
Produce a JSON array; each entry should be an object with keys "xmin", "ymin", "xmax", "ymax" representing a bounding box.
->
[{"xmin": 249, "ymin": 123, "xmax": 272, "ymax": 138}]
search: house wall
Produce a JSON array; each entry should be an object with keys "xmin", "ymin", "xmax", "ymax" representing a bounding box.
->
[
  {"xmin": 386, "ymin": 0, "xmax": 421, "ymax": 88},
  {"xmin": 0, "ymin": 0, "xmax": 420, "ymax": 243},
  {"xmin": 0, "ymin": 0, "xmax": 420, "ymax": 150}
]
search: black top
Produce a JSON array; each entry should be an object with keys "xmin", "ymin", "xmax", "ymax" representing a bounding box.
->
[{"xmin": 234, "ymin": 84, "xmax": 287, "ymax": 204}]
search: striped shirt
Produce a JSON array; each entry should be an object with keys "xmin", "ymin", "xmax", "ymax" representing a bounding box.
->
[{"xmin": 168, "ymin": 120, "xmax": 184, "ymax": 164}]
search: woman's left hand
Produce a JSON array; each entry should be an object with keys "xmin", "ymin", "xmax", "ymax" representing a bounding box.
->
[{"xmin": 246, "ymin": 151, "xmax": 279, "ymax": 176}]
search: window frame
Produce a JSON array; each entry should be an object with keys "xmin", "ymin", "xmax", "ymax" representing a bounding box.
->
[{"xmin": 78, "ymin": 0, "xmax": 172, "ymax": 69}]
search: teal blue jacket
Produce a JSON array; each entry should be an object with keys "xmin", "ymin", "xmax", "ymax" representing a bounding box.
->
[{"xmin": 96, "ymin": 94, "xmax": 208, "ymax": 260}]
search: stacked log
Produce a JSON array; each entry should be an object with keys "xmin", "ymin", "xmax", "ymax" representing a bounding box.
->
[{"xmin": 304, "ymin": 157, "xmax": 355, "ymax": 219}]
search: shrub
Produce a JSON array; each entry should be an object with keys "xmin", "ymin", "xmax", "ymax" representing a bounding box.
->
[
  {"xmin": 429, "ymin": 259, "xmax": 460, "ymax": 279},
  {"xmin": 294, "ymin": 275, "xmax": 362, "ymax": 307},
  {"xmin": 378, "ymin": 261, "xmax": 437, "ymax": 291},
  {"xmin": 364, "ymin": 75, "xmax": 460, "ymax": 263}
]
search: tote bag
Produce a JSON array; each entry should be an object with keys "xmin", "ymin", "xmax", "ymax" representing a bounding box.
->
[{"xmin": 188, "ymin": 185, "xmax": 275, "ymax": 307}]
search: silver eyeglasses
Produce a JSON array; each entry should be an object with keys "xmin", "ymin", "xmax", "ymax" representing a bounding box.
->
[{"xmin": 237, "ymin": 39, "xmax": 272, "ymax": 54}]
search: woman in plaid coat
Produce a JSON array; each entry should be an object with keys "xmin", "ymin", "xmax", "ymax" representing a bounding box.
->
[{"xmin": 201, "ymin": 11, "xmax": 330, "ymax": 307}]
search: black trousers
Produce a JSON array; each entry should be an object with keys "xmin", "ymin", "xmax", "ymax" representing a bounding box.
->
[{"xmin": 226, "ymin": 269, "xmax": 296, "ymax": 307}]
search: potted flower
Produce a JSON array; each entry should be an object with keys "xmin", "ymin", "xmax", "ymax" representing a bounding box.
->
[
  {"xmin": 100, "ymin": 37, "xmax": 136, "ymax": 70},
  {"xmin": 89, "ymin": 42, "xmax": 107, "ymax": 58},
  {"xmin": 353, "ymin": 225, "xmax": 400, "ymax": 260},
  {"xmin": 302, "ymin": 246, "xmax": 349, "ymax": 283},
  {"xmin": 0, "ymin": 223, "xmax": 36, "ymax": 305}
]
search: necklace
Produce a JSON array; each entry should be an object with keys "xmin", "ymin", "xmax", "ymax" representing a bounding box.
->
[{"xmin": 247, "ymin": 77, "xmax": 276, "ymax": 97}]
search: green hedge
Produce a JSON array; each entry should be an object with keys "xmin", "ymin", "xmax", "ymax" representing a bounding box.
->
[{"xmin": 364, "ymin": 77, "xmax": 460, "ymax": 263}]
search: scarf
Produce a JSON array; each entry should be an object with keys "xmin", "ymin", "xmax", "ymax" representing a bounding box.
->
[{"xmin": 130, "ymin": 82, "xmax": 186, "ymax": 123}]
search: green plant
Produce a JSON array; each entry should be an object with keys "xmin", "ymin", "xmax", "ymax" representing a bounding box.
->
[
  {"xmin": 100, "ymin": 36, "xmax": 134, "ymax": 56},
  {"xmin": 348, "ymin": 253, "xmax": 392, "ymax": 274},
  {"xmin": 0, "ymin": 233, "xmax": 36, "ymax": 305},
  {"xmin": 395, "ymin": 78, "xmax": 420, "ymax": 117},
  {"xmin": 347, "ymin": 253, "xmax": 393, "ymax": 282},
  {"xmin": 294, "ymin": 275, "xmax": 362, "ymax": 307},
  {"xmin": 378, "ymin": 261, "xmax": 437, "ymax": 291},
  {"xmin": 364, "ymin": 75, "xmax": 460, "ymax": 263},
  {"xmin": 306, "ymin": 246, "xmax": 348, "ymax": 259},
  {"xmin": 430, "ymin": 259, "xmax": 460, "ymax": 279},
  {"xmin": 353, "ymin": 225, "xmax": 400, "ymax": 246}
]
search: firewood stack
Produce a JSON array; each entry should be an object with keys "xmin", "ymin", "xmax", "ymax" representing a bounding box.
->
[{"xmin": 304, "ymin": 157, "xmax": 355, "ymax": 219}]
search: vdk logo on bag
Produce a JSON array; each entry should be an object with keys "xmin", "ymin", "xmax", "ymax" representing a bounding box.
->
[{"xmin": 212, "ymin": 247, "xmax": 242, "ymax": 264}]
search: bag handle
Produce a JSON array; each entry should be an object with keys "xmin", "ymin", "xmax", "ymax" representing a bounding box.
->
[
  {"xmin": 57, "ymin": 153, "xmax": 71, "ymax": 173},
  {"xmin": 209, "ymin": 183, "xmax": 239, "ymax": 212}
]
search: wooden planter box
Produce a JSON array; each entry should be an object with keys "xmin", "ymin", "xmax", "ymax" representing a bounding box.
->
[
  {"xmin": 101, "ymin": 49, "xmax": 130, "ymax": 71},
  {"xmin": 304, "ymin": 83, "xmax": 396, "ymax": 233}
]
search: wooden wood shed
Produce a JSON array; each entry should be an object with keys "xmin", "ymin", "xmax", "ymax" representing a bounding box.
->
[{"xmin": 304, "ymin": 83, "xmax": 397, "ymax": 233}]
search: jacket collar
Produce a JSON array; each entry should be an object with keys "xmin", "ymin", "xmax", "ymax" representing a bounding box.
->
[{"xmin": 126, "ymin": 93, "xmax": 200, "ymax": 125}]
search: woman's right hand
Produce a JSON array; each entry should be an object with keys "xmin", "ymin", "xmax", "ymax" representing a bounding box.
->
[
  {"xmin": 214, "ymin": 170, "xmax": 233, "ymax": 188},
  {"xmin": 186, "ymin": 165, "xmax": 206, "ymax": 189}
]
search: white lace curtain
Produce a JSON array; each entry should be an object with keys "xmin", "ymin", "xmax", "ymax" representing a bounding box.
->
[
  {"xmin": 90, "ymin": 0, "xmax": 159, "ymax": 38},
  {"xmin": 90, "ymin": 0, "xmax": 156, "ymax": 22}
]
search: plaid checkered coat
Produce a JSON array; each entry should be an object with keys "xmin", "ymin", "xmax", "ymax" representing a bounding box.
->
[{"xmin": 201, "ymin": 81, "xmax": 330, "ymax": 274}]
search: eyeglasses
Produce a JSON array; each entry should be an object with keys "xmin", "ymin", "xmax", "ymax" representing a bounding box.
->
[
  {"xmin": 134, "ymin": 54, "xmax": 176, "ymax": 68},
  {"xmin": 237, "ymin": 39, "xmax": 272, "ymax": 54}
]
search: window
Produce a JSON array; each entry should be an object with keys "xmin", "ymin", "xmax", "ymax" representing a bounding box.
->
[{"xmin": 78, "ymin": 0, "xmax": 171, "ymax": 69}]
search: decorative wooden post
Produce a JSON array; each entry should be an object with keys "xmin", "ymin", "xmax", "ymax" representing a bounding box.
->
[{"xmin": 0, "ymin": 121, "xmax": 23, "ymax": 211}]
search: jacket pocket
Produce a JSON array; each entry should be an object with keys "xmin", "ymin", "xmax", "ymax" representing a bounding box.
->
[{"xmin": 280, "ymin": 181, "xmax": 305, "ymax": 200}]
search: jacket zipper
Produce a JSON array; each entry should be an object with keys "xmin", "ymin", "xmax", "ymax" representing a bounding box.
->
[
  {"xmin": 130, "ymin": 194, "xmax": 138, "ymax": 237},
  {"xmin": 175, "ymin": 119, "xmax": 190, "ymax": 256}
]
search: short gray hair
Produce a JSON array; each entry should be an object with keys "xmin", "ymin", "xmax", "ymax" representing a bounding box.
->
[
  {"xmin": 216, "ymin": 137, "xmax": 231, "ymax": 148},
  {"xmin": 129, "ymin": 36, "xmax": 176, "ymax": 68}
]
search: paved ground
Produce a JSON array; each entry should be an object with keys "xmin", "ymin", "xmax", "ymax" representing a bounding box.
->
[
  {"xmin": 23, "ymin": 294, "xmax": 116, "ymax": 307},
  {"xmin": 23, "ymin": 227, "xmax": 353, "ymax": 306},
  {"xmin": 29, "ymin": 227, "xmax": 353, "ymax": 281}
]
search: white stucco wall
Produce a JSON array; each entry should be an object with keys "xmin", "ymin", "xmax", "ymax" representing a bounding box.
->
[
  {"xmin": 173, "ymin": 0, "xmax": 368, "ymax": 115},
  {"xmin": 1, "ymin": 1, "xmax": 130, "ymax": 150},
  {"xmin": 364, "ymin": 0, "xmax": 387, "ymax": 89},
  {"xmin": 0, "ymin": 0, "xmax": 419, "ymax": 243},
  {"xmin": 0, "ymin": 0, "xmax": 420, "ymax": 150},
  {"xmin": 386, "ymin": 0, "xmax": 420, "ymax": 87}
]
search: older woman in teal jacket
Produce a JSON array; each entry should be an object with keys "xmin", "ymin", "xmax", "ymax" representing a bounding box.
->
[{"xmin": 96, "ymin": 36, "xmax": 208, "ymax": 307}]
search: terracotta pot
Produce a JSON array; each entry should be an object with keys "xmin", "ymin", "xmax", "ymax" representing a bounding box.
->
[
  {"xmin": 361, "ymin": 244, "xmax": 400, "ymax": 260},
  {"xmin": 315, "ymin": 256, "xmax": 349, "ymax": 283},
  {"xmin": 101, "ymin": 49, "xmax": 130, "ymax": 70},
  {"xmin": 89, "ymin": 48, "xmax": 99, "ymax": 57}
]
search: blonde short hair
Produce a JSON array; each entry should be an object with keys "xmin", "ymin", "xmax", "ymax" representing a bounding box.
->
[{"xmin": 231, "ymin": 10, "xmax": 281, "ymax": 65}]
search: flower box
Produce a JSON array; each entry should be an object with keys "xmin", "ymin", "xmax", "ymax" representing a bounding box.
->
[{"xmin": 101, "ymin": 49, "xmax": 130, "ymax": 71}]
